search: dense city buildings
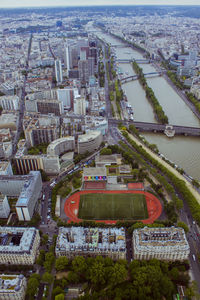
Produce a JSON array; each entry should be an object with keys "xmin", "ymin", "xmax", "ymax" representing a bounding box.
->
[
  {"xmin": 133, "ymin": 227, "xmax": 190, "ymax": 261},
  {"xmin": 0, "ymin": 227, "xmax": 40, "ymax": 265},
  {"xmin": 56, "ymin": 227, "xmax": 126, "ymax": 260}
]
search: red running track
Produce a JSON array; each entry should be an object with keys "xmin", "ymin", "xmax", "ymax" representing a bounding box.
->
[{"xmin": 64, "ymin": 190, "xmax": 162, "ymax": 224}]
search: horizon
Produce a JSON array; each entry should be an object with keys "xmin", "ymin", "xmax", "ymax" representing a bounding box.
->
[{"xmin": 1, "ymin": 1, "xmax": 200, "ymax": 9}]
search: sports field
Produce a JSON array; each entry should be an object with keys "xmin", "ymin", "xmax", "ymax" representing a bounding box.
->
[{"xmin": 78, "ymin": 193, "xmax": 148, "ymax": 220}]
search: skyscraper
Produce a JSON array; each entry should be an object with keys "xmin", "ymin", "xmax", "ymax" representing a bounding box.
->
[{"xmin": 55, "ymin": 59, "xmax": 63, "ymax": 83}]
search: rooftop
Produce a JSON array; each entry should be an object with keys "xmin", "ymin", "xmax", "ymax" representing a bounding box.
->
[
  {"xmin": 0, "ymin": 227, "xmax": 38, "ymax": 254},
  {"xmin": 56, "ymin": 227, "xmax": 126, "ymax": 253},
  {"xmin": 83, "ymin": 167, "xmax": 107, "ymax": 177},
  {"xmin": 0, "ymin": 161, "xmax": 10, "ymax": 172},
  {"xmin": 0, "ymin": 274, "xmax": 25, "ymax": 293},
  {"xmin": 134, "ymin": 227, "xmax": 190, "ymax": 250},
  {"xmin": 78, "ymin": 130, "xmax": 101, "ymax": 143},
  {"xmin": 16, "ymin": 171, "xmax": 41, "ymax": 207}
]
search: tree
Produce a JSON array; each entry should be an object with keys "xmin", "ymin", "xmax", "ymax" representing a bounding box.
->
[
  {"xmin": 177, "ymin": 221, "xmax": 189, "ymax": 233},
  {"xmin": 44, "ymin": 252, "xmax": 55, "ymax": 272},
  {"xmin": 108, "ymin": 263, "xmax": 127, "ymax": 286},
  {"xmin": 55, "ymin": 256, "xmax": 69, "ymax": 272},
  {"xmin": 72, "ymin": 256, "xmax": 87, "ymax": 275},
  {"xmin": 55, "ymin": 294, "xmax": 65, "ymax": 300},
  {"xmin": 89, "ymin": 261, "xmax": 106, "ymax": 286},
  {"xmin": 36, "ymin": 249, "xmax": 45, "ymax": 266},
  {"xmin": 42, "ymin": 272, "xmax": 53, "ymax": 284},
  {"xmin": 52, "ymin": 286, "xmax": 64, "ymax": 298},
  {"xmin": 100, "ymin": 148, "xmax": 112, "ymax": 155},
  {"xmin": 41, "ymin": 234, "xmax": 48, "ymax": 245},
  {"xmin": 26, "ymin": 275, "xmax": 40, "ymax": 299}
]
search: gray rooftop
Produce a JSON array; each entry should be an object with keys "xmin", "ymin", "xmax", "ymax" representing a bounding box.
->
[{"xmin": 56, "ymin": 227, "xmax": 126, "ymax": 253}]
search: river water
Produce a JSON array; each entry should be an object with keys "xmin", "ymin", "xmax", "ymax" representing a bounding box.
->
[{"xmin": 99, "ymin": 32, "xmax": 200, "ymax": 181}]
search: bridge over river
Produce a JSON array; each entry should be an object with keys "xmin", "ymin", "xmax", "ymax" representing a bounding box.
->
[
  {"xmin": 121, "ymin": 71, "xmax": 163, "ymax": 83},
  {"xmin": 109, "ymin": 119, "xmax": 200, "ymax": 137}
]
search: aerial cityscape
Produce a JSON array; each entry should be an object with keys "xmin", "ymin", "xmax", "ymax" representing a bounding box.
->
[{"xmin": 0, "ymin": 3, "xmax": 200, "ymax": 300}]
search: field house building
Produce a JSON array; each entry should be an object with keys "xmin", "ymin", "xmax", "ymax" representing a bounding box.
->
[
  {"xmin": 0, "ymin": 227, "xmax": 40, "ymax": 265},
  {"xmin": 56, "ymin": 227, "xmax": 126, "ymax": 260},
  {"xmin": 0, "ymin": 274, "xmax": 26, "ymax": 300},
  {"xmin": 133, "ymin": 227, "xmax": 190, "ymax": 261}
]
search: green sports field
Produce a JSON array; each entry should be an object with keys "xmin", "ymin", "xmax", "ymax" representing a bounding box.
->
[{"xmin": 78, "ymin": 193, "xmax": 148, "ymax": 220}]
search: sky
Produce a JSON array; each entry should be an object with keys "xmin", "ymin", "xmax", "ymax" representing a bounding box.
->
[{"xmin": 0, "ymin": 0, "xmax": 200, "ymax": 7}]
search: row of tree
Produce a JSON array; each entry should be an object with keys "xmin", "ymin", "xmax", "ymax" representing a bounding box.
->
[
  {"xmin": 186, "ymin": 92, "xmax": 200, "ymax": 115},
  {"xmin": 123, "ymin": 127, "xmax": 200, "ymax": 225},
  {"xmin": 166, "ymin": 70, "xmax": 185, "ymax": 90},
  {"xmin": 132, "ymin": 61, "xmax": 168, "ymax": 124},
  {"xmin": 98, "ymin": 61, "xmax": 105, "ymax": 87}
]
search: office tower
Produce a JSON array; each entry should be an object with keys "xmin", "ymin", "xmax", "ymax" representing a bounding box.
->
[{"xmin": 55, "ymin": 59, "xmax": 63, "ymax": 83}]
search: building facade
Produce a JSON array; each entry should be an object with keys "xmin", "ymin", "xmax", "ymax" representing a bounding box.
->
[
  {"xmin": 78, "ymin": 130, "xmax": 103, "ymax": 154},
  {"xmin": 56, "ymin": 227, "xmax": 126, "ymax": 260},
  {"xmin": 0, "ymin": 227, "xmax": 40, "ymax": 265},
  {"xmin": 47, "ymin": 136, "xmax": 75, "ymax": 156},
  {"xmin": 0, "ymin": 194, "xmax": 10, "ymax": 219},
  {"xmin": 16, "ymin": 171, "xmax": 42, "ymax": 221},
  {"xmin": 133, "ymin": 227, "xmax": 190, "ymax": 261},
  {"xmin": 0, "ymin": 96, "xmax": 19, "ymax": 111},
  {"xmin": 55, "ymin": 59, "xmax": 63, "ymax": 83}
]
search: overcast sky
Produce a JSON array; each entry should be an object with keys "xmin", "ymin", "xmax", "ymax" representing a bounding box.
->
[{"xmin": 0, "ymin": 0, "xmax": 200, "ymax": 8}]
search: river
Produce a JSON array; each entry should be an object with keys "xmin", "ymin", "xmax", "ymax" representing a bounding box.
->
[{"xmin": 99, "ymin": 32, "xmax": 200, "ymax": 181}]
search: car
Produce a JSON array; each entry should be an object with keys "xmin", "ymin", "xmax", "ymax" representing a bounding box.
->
[
  {"xmin": 47, "ymin": 216, "xmax": 51, "ymax": 219},
  {"xmin": 41, "ymin": 221, "xmax": 45, "ymax": 225}
]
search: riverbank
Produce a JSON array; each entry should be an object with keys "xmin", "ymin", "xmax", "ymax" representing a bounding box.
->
[{"xmin": 127, "ymin": 131, "xmax": 200, "ymax": 205}]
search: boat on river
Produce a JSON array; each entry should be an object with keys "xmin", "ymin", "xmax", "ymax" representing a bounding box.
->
[{"xmin": 164, "ymin": 125, "xmax": 175, "ymax": 138}]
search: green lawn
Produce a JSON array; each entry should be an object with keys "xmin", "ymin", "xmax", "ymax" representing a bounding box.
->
[{"xmin": 78, "ymin": 193, "xmax": 148, "ymax": 220}]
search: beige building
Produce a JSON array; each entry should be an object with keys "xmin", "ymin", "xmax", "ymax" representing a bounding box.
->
[
  {"xmin": 15, "ymin": 154, "xmax": 60, "ymax": 175},
  {"xmin": 0, "ymin": 194, "xmax": 10, "ymax": 219},
  {"xmin": 0, "ymin": 227, "xmax": 40, "ymax": 265},
  {"xmin": 133, "ymin": 227, "xmax": 190, "ymax": 261},
  {"xmin": 78, "ymin": 130, "xmax": 103, "ymax": 154},
  {"xmin": 23, "ymin": 114, "xmax": 59, "ymax": 147},
  {"xmin": 0, "ymin": 274, "xmax": 27, "ymax": 300},
  {"xmin": 56, "ymin": 227, "xmax": 126, "ymax": 260},
  {"xmin": 47, "ymin": 136, "xmax": 75, "ymax": 156}
]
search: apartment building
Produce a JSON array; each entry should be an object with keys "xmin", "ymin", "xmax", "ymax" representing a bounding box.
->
[
  {"xmin": 77, "ymin": 130, "xmax": 103, "ymax": 154},
  {"xmin": 0, "ymin": 227, "xmax": 40, "ymax": 265},
  {"xmin": 56, "ymin": 227, "xmax": 126, "ymax": 260},
  {"xmin": 133, "ymin": 227, "xmax": 190, "ymax": 261}
]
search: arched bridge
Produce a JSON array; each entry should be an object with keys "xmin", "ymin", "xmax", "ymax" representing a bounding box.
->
[
  {"xmin": 109, "ymin": 119, "xmax": 200, "ymax": 137},
  {"xmin": 121, "ymin": 71, "xmax": 163, "ymax": 83},
  {"xmin": 117, "ymin": 58, "xmax": 151, "ymax": 64}
]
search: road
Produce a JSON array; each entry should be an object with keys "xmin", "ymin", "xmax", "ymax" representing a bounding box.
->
[{"xmin": 12, "ymin": 34, "xmax": 33, "ymax": 156}]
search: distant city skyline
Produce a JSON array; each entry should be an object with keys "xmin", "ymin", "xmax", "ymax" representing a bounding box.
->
[{"xmin": 0, "ymin": 0, "xmax": 200, "ymax": 8}]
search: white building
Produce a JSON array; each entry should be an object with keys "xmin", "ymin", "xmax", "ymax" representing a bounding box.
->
[
  {"xmin": 0, "ymin": 161, "xmax": 13, "ymax": 176},
  {"xmin": 57, "ymin": 88, "xmax": 73, "ymax": 110},
  {"xmin": 78, "ymin": 130, "xmax": 103, "ymax": 154},
  {"xmin": 47, "ymin": 136, "xmax": 75, "ymax": 156},
  {"xmin": 0, "ymin": 274, "xmax": 27, "ymax": 300},
  {"xmin": 133, "ymin": 227, "xmax": 190, "ymax": 261},
  {"xmin": 56, "ymin": 227, "xmax": 126, "ymax": 260},
  {"xmin": 0, "ymin": 194, "xmax": 10, "ymax": 219},
  {"xmin": 73, "ymin": 96, "xmax": 86, "ymax": 115},
  {"xmin": 55, "ymin": 59, "xmax": 63, "ymax": 83},
  {"xmin": 0, "ymin": 227, "xmax": 40, "ymax": 265},
  {"xmin": 16, "ymin": 171, "xmax": 42, "ymax": 221},
  {"xmin": 0, "ymin": 96, "xmax": 19, "ymax": 111}
]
